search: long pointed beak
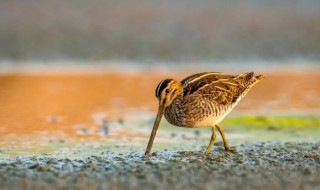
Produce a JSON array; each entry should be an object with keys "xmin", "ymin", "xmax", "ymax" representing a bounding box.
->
[{"xmin": 145, "ymin": 105, "xmax": 164, "ymax": 156}]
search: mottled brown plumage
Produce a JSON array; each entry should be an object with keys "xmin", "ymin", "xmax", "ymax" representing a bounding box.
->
[{"xmin": 146, "ymin": 72, "xmax": 265, "ymax": 156}]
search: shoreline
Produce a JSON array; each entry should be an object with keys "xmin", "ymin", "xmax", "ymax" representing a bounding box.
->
[{"xmin": 0, "ymin": 60, "xmax": 319, "ymax": 75}]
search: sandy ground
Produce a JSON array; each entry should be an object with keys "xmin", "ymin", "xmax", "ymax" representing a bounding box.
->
[{"xmin": 0, "ymin": 142, "xmax": 319, "ymax": 190}]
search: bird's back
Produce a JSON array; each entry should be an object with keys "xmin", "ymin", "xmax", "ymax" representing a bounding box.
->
[
  {"xmin": 164, "ymin": 72, "xmax": 264, "ymax": 127},
  {"xmin": 182, "ymin": 72, "xmax": 263, "ymax": 101}
]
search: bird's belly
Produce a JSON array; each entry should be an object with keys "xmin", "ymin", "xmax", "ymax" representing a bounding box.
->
[{"xmin": 192, "ymin": 115, "xmax": 226, "ymax": 127}]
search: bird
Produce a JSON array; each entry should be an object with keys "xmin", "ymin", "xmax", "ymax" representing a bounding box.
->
[{"xmin": 145, "ymin": 72, "xmax": 265, "ymax": 156}]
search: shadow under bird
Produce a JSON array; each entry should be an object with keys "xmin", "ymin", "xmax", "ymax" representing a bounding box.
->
[{"xmin": 145, "ymin": 72, "xmax": 265, "ymax": 156}]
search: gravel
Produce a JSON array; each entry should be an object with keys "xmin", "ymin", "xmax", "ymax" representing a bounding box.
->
[{"xmin": 0, "ymin": 142, "xmax": 319, "ymax": 190}]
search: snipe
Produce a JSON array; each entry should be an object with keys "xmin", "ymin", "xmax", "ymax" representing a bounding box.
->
[{"xmin": 145, "ymin": 72, "xmax": 265, "ymax": 156}]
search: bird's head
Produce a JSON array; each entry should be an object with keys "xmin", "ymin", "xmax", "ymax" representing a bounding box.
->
[
  {"xmin": 145, "ymin": 78, "xmax": 183, "ymax": 156},
  {"xmin": 155, "ymin": 79, "xmax": 183, "ymax": 108}
]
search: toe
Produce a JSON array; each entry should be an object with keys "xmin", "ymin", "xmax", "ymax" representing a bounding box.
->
[{"xmin": 225, "ymin": 146, "xmax": 238, "ymax": 153}]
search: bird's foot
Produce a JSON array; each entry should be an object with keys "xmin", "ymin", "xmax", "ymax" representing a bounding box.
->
[
  {"xmin": 144, "ymin": 152, "xmax": 151, "ymax": 159},
  {"xmin": 225, "ymin": 145, "xmax": 238, "ymax": 153}
]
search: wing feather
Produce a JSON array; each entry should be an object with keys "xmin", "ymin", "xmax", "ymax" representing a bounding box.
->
[{"xmin": 181, "ymin": 72, "xmax": 261, "ymax": 105}]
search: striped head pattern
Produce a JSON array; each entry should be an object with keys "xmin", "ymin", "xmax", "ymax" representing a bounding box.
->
[{"xmin": 155, "ymin": 79, "xmax": 183, "ymax": 107}]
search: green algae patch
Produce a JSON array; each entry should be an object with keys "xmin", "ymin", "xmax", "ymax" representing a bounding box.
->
[
  {"xmin": 222, "ymin": 116, "xmax": 320, "ymax": 129},
  {"xmin": 159, "ymin": 115, "xmax": 320, "ymax": 130},
  {"xmin": 156, "ymin": 115, "xmax": 320, "ymax": 144}
]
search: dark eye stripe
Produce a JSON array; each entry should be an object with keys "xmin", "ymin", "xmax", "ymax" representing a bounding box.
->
[
  {"xmin": 172, "ymin": 89, "xmax": 177, "ymax": 95},
  {"xmin": 155, "ymin": 79, "xmax": 173, "ymax": 98},
  {"xmin": 168, "ymin": 88, "xmax": 178, "ymax": 100}
]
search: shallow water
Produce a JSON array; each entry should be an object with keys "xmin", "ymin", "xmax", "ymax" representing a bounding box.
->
[{"xmin": 0, "ymin": 68, "xmax": 319, "ymax": 147}]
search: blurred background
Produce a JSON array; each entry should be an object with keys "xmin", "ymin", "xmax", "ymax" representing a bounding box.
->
[
  {"xmin": 0, "ymin": 0, "xmax": 319, "ymax": 153},
  {"xmin": 1, "ymin": 0, "xmax": 320, "ymax": 60}
]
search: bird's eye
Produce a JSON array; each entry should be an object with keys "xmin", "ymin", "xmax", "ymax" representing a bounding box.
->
[{"xmin": 165, "ymin": 89, "xmax": 170, "ymax": 93}]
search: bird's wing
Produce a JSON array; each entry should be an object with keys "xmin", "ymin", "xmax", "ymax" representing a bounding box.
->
[{"xmin": 181, "ymin": 72, "xmax": 261, "ymax": 105}]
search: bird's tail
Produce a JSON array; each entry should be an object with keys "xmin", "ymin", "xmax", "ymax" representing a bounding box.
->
[
  {"xmin": 255, "ymin": 74, "xmax": 265, "ymax": 81},
  {"xmin": 241, "ymin": 72, "xmax": 264, "ymax": 83},
  {"xmin": 239, "ymin": 72, "xmax": 265, "ymax": 86}
]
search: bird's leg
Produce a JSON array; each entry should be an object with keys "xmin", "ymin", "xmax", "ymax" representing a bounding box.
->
[
  {"xmin": 215, "ymin": 124, "xmax": 237, "ymax": 152},
  {"xmin": 205, "ymin": 126, "xmax": 217, "ymax": 155}
]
